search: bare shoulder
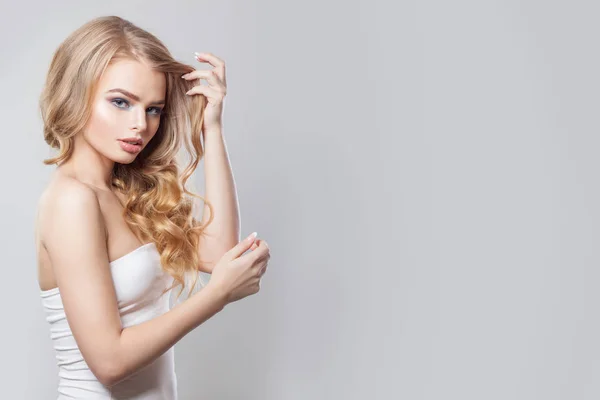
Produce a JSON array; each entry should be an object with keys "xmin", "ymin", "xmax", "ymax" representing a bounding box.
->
[
  {"xmin": 37, "ymin": 175, "xmax": 107, "ymax": 248},
  {"xmin": 40, "ymin": 174, "xmax": 98, "ymax": 208}
]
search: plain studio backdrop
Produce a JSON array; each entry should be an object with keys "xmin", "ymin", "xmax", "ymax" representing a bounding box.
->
[{"xmin": 0, "ymin": 0, "xmax": 597, "ymax": 399}]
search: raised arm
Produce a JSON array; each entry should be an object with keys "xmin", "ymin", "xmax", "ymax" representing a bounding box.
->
[{"xmin": 42, "ymin": 181, "xmax": 227, "ymax": 386}]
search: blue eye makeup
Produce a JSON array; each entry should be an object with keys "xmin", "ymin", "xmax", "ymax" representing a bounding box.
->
[{"xmin": 110, "ymin": 97, "xmax": 163, "ymax": 116}]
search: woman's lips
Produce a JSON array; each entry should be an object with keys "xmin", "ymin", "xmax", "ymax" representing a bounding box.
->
[{"xmin": 118, "ymin": 140, "xmax": 142, "ymax": 154}]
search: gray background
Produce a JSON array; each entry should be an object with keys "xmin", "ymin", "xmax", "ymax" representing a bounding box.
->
[{"xmin": 0, "ymin": 0, "xmax": 596, "ymax": 399}]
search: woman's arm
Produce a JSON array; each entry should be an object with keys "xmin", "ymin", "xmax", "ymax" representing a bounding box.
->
[
  {"xmin": 42, "ymin": 180, "xmax": 228, "ymax": 387},
  {"xmin": 195, "ymin": 128, "xmax": 240, "ymax": 274},
  {"xmin": 111, "ymin": 280, "xmax": 226, "ymax": 386}
]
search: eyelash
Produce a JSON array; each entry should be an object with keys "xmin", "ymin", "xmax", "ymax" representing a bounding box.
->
[{"xmin": 111, "ymin": 98, "xmax": 163, "ymax": 116}]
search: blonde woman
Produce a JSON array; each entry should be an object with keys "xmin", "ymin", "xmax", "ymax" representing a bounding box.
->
[{"xmin": 35, "ymin": 15, "xmax": 270, "ymax": 399}]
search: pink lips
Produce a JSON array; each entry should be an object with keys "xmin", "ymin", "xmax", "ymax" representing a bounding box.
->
[{"xmin": 118, "ymin": 140, "xmax": 142, "ymax": 154}]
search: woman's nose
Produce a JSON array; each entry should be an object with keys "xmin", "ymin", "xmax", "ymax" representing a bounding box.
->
[{"xmin": 131, "ymin": 108, "xmax": 148, "ymax": 132}]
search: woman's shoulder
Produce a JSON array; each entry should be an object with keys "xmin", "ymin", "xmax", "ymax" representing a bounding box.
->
[
  {"xmin": 36, "ymin": 174, "xmax": 106, "ymax": 249},
  {"xmin": 38, "ymin": 175, "xmax": 98, "ymax": 220}
]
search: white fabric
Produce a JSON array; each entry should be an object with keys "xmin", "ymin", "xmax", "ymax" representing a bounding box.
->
[{"xmin": 40, "ymin": 242, "xmax": 177, "ymax": 399}]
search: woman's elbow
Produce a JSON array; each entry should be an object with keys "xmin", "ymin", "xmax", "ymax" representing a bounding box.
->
[{"xmin": 92, "ymin": 358, "xmax": 123, "ymax": 387}]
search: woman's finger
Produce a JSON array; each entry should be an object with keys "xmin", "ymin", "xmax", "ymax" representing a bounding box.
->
[
  {"xmin": 185, "ymin": 85, "xmax": 223, "ymax": 104},
  {"xmin": 181, "ymin": 69, "xmax": 224, "ymax": 89},
  {"xmin": 194, "ymin": 52, "xmax": 226, "ymax": 83}
]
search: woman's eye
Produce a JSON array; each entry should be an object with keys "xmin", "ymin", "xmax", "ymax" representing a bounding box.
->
[
  {"xmin": 111, "ymin": 98, "xmax": 129, "ymax": 108},
  {"xmin": 111, "ymin": 98, "xmax": 162, "ymax": 115}
]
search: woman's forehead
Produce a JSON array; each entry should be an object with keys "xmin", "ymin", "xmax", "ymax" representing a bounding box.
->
[{"xmin": 98, "ymin": 59, "xmax": 166, "ymax": 99}]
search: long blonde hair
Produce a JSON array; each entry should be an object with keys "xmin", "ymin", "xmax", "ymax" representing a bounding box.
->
[{"xmin": 39, "ymin": 15, "xmax": 215, "ymax": 301}]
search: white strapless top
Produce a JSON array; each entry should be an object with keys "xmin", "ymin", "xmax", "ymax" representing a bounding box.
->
[{"xmin": 40, "ymin": 242, "xmax": 178, "ymax": 399}]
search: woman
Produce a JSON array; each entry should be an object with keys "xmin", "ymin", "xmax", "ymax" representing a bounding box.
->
[{"xmin": 35, "ymin": 15, "xmax": 270, "ymax": 399}]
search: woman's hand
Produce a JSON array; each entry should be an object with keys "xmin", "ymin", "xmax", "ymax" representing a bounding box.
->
[
  {"xmin": 182, "ymin": 52, "xmax": 227, "ymax": 133},
  {"xmin": 208, "ymin": 233, "xmax": 271, "ymax": 305}
]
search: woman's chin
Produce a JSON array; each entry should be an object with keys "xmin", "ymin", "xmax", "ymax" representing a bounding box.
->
[{"xmin": 113, "ymin": 152, "xmax": 138, "ymax": 164}]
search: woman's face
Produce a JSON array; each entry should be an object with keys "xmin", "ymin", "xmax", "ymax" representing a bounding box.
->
[{"xmin": 84, "ymin": 58, "xmax": 167, "ymax": 163}]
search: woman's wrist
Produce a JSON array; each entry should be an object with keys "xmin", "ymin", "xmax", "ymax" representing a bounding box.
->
[{"xmin": 203, "ymin": 281, "xmax": 229, "ymax": 310}]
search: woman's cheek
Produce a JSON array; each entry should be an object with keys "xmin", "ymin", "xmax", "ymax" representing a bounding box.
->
[
  {"xmin": 83, "ymin": 103, "xmax": 117, "ymax": 150},
  {"xmin": 99, "ymin": 102, "xmax": 124, "ymax": 131},
  {"xmin": 92, "ymin": 103, "xmax": 122, "ymax": 138}
]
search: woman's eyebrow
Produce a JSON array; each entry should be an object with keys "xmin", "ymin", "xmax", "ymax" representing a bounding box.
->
[{"xmin": 106, "ymin": 88, "xmax": 165, "ymax": 105}]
